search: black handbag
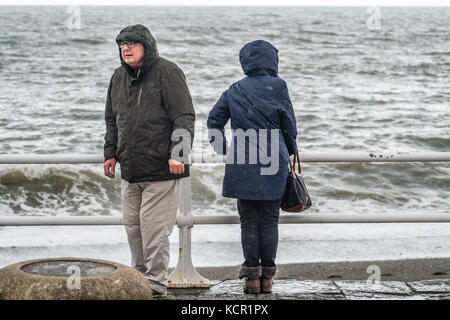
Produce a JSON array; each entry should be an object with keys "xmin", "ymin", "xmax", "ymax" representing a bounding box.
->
[{"xmin": 281, "ymin": 150, "xmax": 312, "ymax": 212}]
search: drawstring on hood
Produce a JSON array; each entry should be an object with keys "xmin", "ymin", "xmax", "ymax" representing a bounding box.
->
[{"xmin": 116, "ymin": 24, "xmax": 159, "ymax": 79}]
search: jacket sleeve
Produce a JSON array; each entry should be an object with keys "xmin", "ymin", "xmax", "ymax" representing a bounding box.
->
[
  {"xmin": 104, "ymin": 75, "xmax": 118, "ymax": 161},
  {"xmin": 207, "ymin": 91, "xmax": 229, "ymax": 155},
  {"xmin": 278, "ymin": 81, "xmax": 298, "ymax": 155},
  {"xmin": 161, "ymin": 63, "xmax": 196, "ymax": 160}
]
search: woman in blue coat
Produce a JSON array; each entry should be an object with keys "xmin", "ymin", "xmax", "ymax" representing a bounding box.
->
[{"xmin": 207, "ymin": 40, "xmax": 298, "ymax": 293}]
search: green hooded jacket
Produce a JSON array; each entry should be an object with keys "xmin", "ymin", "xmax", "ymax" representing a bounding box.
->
[{"xmin": 104, "ymin": 24, "xmax": 195, "ymax": 183}]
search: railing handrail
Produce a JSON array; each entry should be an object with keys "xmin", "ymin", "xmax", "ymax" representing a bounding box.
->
[
  {"xmin": 0, "ymin": 152, "xmax": 450, "ymax": 164},
  {"xmin": 1, "ymin": 213, "xmax": 450, "ymax": 226}
]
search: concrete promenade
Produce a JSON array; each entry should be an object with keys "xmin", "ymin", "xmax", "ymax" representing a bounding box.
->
[
  {"xmin": 166, "ymin": 258, "xmax": 450, "ymax": 300},
  {"xmin": 167, "ymin": 278, "xmax": 450, "ymax": 300}
]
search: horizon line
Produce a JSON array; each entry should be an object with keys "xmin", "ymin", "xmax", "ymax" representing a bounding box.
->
[{"xmin": 1, "ymin": 4, "xmax": 450, "ymax": 6}]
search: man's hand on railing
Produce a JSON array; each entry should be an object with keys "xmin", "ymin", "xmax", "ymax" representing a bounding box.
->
[
  {"xmin": 169, "ymin": 159, "xmax": 185, "ymax": 174},
  {"xmin": 104, "ymin": 158, "xmax": 117, "ymax": 179}
]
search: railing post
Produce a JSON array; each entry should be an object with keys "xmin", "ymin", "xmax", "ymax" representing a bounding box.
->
[{"xmin": 167, "ymin": 176, "xmax": 210, "ymax": 288}]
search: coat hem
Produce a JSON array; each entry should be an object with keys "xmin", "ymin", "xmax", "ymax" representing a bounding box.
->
[
  {"xmin": 124, "ymin": 172, "xmax": 189, "ymax": 184},
  {"xmin": 222, "ymin": 191, "xmax": 284, "ymax": 201}
]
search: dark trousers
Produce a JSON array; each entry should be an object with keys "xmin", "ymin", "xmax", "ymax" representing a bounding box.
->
[{"xmin": 237, "ymin": 198, "xmax": 281, "ymax": 268}]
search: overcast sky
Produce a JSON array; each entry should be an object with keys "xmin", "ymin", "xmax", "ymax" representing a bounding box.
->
[{"xmin": 0, "ymin": 0, "xmax": 449, "ymax": 5}]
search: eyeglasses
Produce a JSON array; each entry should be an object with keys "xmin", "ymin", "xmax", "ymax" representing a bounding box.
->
[{"xmin": 120, "ymin": 41, "xmax": 137, "ymax": 49}]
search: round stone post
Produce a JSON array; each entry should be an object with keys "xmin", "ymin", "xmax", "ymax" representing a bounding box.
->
[
  {"xmin": 0, "ymin": 258, "xmax": 153, "ymax": 300},
  {"xmin": 168, "ymin": 176, "xmax": 210, "ymax": 288}
]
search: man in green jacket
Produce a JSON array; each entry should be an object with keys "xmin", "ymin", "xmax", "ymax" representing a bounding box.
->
[{"xmin": 103, "ymin": 24, "xmax": 195, "ymax": 295}]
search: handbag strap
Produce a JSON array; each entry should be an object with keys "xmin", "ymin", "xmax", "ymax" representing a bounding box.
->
[
  {"xmin": 289, "ymin": 147, "xmax": 302, "ymax": 175},
  {"xmin": 294, "ymin": 150, "xmax": 302, "ymax": 174}
]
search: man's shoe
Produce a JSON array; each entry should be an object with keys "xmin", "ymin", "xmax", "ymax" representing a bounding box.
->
[
  {"xmin": 152, "ymin": 289, "xmax": 164, "ymax": 296},
  {"xmin": 243, "ymin": 278, "xmax": 261, "ymax": 294}
]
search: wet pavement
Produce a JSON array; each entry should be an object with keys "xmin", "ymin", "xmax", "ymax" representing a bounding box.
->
[{"xmin": 167, "ymin": 278, "xmax": 450, "ymax": 300}]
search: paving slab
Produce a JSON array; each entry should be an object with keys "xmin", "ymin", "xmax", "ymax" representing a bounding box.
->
[
  {"xmin": 334, "ymin": 280, "xmax": 413, "ymax": 296},
  {"xmin": 167, "ymin": 279, "xmax": 450, "ymax": 300},
  {"xmin": 345, "ymin": 292, "xmax": 450, "ymax": 300},
  {"xmin": 269, "ymin": 279, "xmax": 342, "ymax": 295},
  {"xmin": 410, "ymin": 294, "xmax": 450, "ymax": 300},
  {"xmin": 168, "ymin": 279, "xmax": 345, "ymax": 300},
  {"xmin": 342, "ymin": 293, "xmax": 420, "ymax": 300},
  {"xmin": 407, "ymin": 279, "xmax": 450, "ymax": 293}
]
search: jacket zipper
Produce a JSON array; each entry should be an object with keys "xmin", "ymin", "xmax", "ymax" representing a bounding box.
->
[{"xmin": 137, "ymin": 83, "xmax": 143, "ymax": 106}]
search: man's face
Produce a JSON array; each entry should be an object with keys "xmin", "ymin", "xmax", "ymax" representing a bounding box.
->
[{"xmin": 120, "ymin": 41, "xmax": 144, "ymax": 69}]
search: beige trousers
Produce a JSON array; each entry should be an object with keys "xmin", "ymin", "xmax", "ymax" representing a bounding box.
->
[{"xmin": 121, "ymin": 178, "xmax": 181, "ymax": 294}]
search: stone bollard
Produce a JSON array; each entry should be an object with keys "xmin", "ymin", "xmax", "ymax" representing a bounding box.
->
[{"xmin": 0, "ymin": 257, "xmax": 153, "ymax": 300}]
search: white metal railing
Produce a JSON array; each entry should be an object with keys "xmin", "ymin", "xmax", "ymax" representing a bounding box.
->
[
  {"xmin": 1, "ymin": 212, "xmax": 450, "ymax": 226},
  {"xmin": 1, "ymin": 152, "xmax": 450, "ymax": 164},
  {"xmin": 0, "ymin": 152, "xmax": 449, "ymax": 288}
]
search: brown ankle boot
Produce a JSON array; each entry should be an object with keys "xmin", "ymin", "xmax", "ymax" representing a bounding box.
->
[
  {"xmin": 261, "ymin": 277, "xmax": 274, "ymax": 293},
  {"xmin": 261, "ymin": 266, "xmax": 277, "ymax": 293},
  {"xmin": 243, "ymin": 278, "xmax": 261, "ymax": 294},
  {"xmin": 239, "ymin": 265, "xmax": 262, "ymax": 294}
]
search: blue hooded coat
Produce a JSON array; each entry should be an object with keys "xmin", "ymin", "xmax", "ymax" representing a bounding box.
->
[{"xmin": 207, "ymin": 40, "xmax": 298, "ymax": 200}]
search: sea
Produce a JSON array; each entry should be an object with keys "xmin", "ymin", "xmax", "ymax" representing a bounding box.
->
[{"xmin": 0, "ymin": 6, "xmax": 449, "ymax": 268}]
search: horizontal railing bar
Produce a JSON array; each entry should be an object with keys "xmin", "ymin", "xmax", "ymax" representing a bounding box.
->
[
  {"xmin": 0, "ymin": 154, "xmax": 103, "ymax": 164},
  {"xmin": 0, "ymin": 216, "xmax": 123, "ymax": 226},
  {"xmin": 0, "ymin": 213, "xmax": 449, "ymax": 226},
  {"xmin": 295, "ymin": 152, "xmax": 450, "ymax": 163},
  {"xmin": 193, "ymin": 152, "xmax": 450, "ymax": 164},
  {"xmin": 0, "ymin": 152, "xmax": 450, "ymax": 164},
  {"xmin": 193, "ymin": 214, "xmax": 450, "ymax": 224}
]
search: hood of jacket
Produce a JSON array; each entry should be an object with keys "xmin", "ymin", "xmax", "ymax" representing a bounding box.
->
[
  {"xmin": 239, "ymin": 40, "xmax": 279, "ymax": 77},
  {"xmin": 116, "ymin": 24, "xmax": 159, "ymax": 78}
]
